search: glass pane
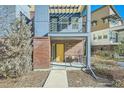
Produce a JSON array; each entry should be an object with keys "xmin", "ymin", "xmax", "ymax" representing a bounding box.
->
[
  {"xmin": 52, "ymin": 44, "xmax": 56, "ymax": 61},
  {"xmin": 71, "ymin": 17, "xmax": 79, "ymax": 29},
  {"xmin": 60, "ymin": 17, "xmax": 69, "ymax": 30},
  {"xmin": 50, "ymin": 18, "xmax": 58, "ymax": 32}
]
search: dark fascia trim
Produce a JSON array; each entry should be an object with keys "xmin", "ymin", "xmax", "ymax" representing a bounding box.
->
[
  {"xmin": 33, "ymin": 36, "xmax": 50, "ymax": 39},
  {"xmin": 110, "ymin": 5, "xmax": 122, "ymax": 20}
]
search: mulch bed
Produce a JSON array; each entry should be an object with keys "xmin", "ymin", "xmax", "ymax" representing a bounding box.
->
[
  {"xmin": 67, "ymin": 70, "xmax": 112, "ymax": 87},
  {"xmin": 67, "ymin": 70, "xmax": 98, "ymax": 87},
  {"xmin": 0, "ymin": 71, "xmax": 49, "ymax": 88}
]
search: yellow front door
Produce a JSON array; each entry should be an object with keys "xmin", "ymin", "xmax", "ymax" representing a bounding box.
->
[{"xmin": 56, "ymin": 44, "xmax": 64, "ymax": 62}]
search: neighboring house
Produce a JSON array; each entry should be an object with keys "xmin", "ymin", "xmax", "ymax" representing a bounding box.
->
[
  {"xmin": 0, "ymin": 5, "xmax": 31, "ymax": 36},
  {"xmin": 33, "ymin": 5, "xmax": 91, "ymax": 69},
  {"xmin": 86, "ymin": 5, "xmax": 124, "ymax": 53},
  {"xmin": 118, "ymin": 30, "xmax": 124, "ymax": 42}
]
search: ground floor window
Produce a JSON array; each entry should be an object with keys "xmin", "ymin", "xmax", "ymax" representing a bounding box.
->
[{"xmin": 51, "ymin": 44, "xmax": 56, "ymax": 61}]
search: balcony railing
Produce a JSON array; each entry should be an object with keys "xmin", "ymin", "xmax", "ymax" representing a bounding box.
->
[{"xmin": 49, "ymin": 21, "xmax": 85, "ymax": 33}]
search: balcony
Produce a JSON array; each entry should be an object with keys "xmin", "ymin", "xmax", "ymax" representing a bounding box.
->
[
  {"xmin": 48, "ymin": 21, "xmax": 89, "ymax": 37},
  {"xmin": 48, "ymin": 5, "xmax": 86, "ymax": 34},
  {"xmin": 49, "ymin": 21, "xmax": 83, "ymax": 32},
  {"xmin": 34, "ymin": 5, "xmax": 90, "ymax": 37}
]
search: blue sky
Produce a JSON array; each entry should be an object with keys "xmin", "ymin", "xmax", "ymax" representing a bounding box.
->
[{"xmin": 92, "ymin": 5, "xmax": 124, "ymax": 20}]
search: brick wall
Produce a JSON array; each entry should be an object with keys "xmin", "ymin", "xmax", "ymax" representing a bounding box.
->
[{"xmin": 33, "ymin": 37, "xmax": 50, "ymax": 69}]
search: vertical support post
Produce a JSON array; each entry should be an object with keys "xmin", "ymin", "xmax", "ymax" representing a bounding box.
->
[{"xmin": 86, "ymin": 5, "xmax": 91, "ymax": 69}]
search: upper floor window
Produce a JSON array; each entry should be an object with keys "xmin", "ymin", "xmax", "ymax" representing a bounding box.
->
[
  {"xmin": 103, "ymin": 18, "xmax": 109, "ymax": 24},
  {"xmin": 71, "ymin": 17, "xmax": 79, "ymax": 29},
  {"xmin": 103, "ymin": 34, "xmax": 108, "ymax": 39},
  {"xmin": 115, "ymin": 33, "xmax": 118, "ymax": 42},
  {"xmin": 93, "ymin": 34, "xmax": 97, "ymax": 40},
  {"xmin": 110, "ymin": 32, "xmax": 118, "ymax": 43},
  {"xmin": 92, "ymin": 20, "xmax": 97, "ymax": 26},
  {"xmin": 98, "ymin": 35, "xmax": 102, "ymax": 39},
  {"xmin": 50, "ymin": 18, "xmax": 58, "ymax": 32},
  {"xmin": 109, "ymin": 19, "xmax": 119, "ymax": 26},
  {"xmin": 60, "ymin": 17, "xmax": 69, "ymax": 30}
]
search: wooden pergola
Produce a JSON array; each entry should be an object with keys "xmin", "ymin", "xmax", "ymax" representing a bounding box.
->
[{"xmin": 49, "ymin": 5, "xmax": 84, "ymax": 14}]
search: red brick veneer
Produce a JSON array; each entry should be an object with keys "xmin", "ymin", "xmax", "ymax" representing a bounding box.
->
[{"xmin": 33, "ymin": 37, "xmax": 51, "ymax": 69}]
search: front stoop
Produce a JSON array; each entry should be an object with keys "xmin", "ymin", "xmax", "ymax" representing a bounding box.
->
[{"xmin": 43, "ymin": 70, "xmax": 68, "ymax": 88}]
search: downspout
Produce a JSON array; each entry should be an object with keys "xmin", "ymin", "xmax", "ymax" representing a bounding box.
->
[
  {"xmin": 86, "ymin": 5, "xmax": 98, "ymax": 79},
  {"xmin": 86, "ymin": 5, "xmax": 91, "ymax": 69}
]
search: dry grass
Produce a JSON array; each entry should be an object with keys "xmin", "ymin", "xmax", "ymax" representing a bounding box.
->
[
  {"xmin": 67, "ymin": 56, "xmax": 124, "ymax": 87},
  {"xmin": 0, "ymin": 71, "xmax": 49, "ymax": 88},
  {"xmin": 92, "ymin": 56, "xmax": 124, "ymax": 87},
  {"xmin": 94, "ymin": 66, "xmax": 124, "ymax": 80}
]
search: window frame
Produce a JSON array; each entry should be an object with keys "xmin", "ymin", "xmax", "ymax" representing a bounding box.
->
[
  {"xmin": 98, "ymin": 35, "xmax": 102, "ymax": 40},
  {"xmin": 71, "ymin": 17, "xmax": 79, "ymax": 29},
  {"xmin": 103, "ymin": 34, "xmax": 108, "ymax": 39}
]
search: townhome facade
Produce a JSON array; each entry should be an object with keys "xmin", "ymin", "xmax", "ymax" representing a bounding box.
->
[
  {"xmin": 33, "ymin": 5, "xmax": 91, "ymax": 69},
  {"xmin": 88, "ymin": 5, "xmax": 124, "ymax": 54}
]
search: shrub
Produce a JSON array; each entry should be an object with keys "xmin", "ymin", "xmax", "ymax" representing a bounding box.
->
[
  {"xmin": 0, "ymin": 19, "xmax": 32, "ymax": 78},
  {"xmin": 92, "ymin": 56, "xmax": 117, "ymax": 67},
  {"xmin": 95, "ymin": 50, "xmax": 114, "ymax": 59},
  {"xmin": 112, "ymin": 80, "xmax": 124, "ymax": 87}
]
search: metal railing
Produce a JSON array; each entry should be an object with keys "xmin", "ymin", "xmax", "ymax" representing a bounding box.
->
[
  {"xmin": 65, "ymin": 55, "xmax": 83, "ymax": 63},
  {"xmin": 34, "ymin": 21, "xmax": 86, "ymax": 33},
  {"xmin": 51, "ymin": 55, "xmax": 86, "ymax": 68},
  {"xmin": 49, "ymin": 21, "xmax": 85, "ymax": 33}
]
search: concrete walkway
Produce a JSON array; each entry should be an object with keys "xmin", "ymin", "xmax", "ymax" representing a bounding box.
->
[{"xmin": 43, "ymin": 70, "xmax": 68, "ymax": 88}]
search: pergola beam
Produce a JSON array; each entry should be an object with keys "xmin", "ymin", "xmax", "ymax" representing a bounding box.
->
[{"xmin": 72, "ymin": 5, "xmax": 76, "ymax": 13}]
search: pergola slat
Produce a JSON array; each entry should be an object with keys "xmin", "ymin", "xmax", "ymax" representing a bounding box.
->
[{"xmin": 49, "ymin": 5, "xmax": 84, "ymax": 14}]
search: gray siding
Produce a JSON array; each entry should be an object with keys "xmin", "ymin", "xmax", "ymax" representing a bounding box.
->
[{"xmin": 35, "ymin": 5, "xmax": 49, "ymax": 36}]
